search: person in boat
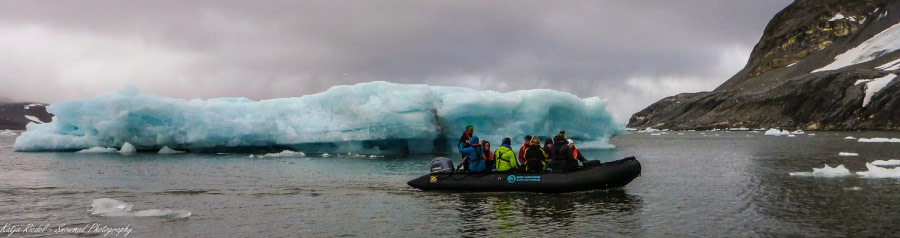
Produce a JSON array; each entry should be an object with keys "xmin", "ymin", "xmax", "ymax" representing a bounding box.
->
[
  {"xmin": 456, "ymin": 125, "xmax": 475, "ymax": 172},
  {"xmin": 495, "ymin": 137, "xmax": 519, "ymax": 172},
  {"xmin": 517, "ymin": 135, "xmax": 531, "ymax": 168},
  {"xmin": 523, "ymin": 137, "xmax": 548, "ymax": 173},
  {"xmin": 567, "ymin": 139, "xmax": 587, "ymax": 167},
  {"xmin": 548, "ymin": 131, "xmax": 573, "ymax": 172},
  {"xmin": 482, "ymin": 139, "xmax": 496, "ymax": 172},
  {"xmin": 543, "ymin": 137, "xmax": 553, "ymax": 157},
  {"xmin": 461, "ymin": 136, "xmax": 487, "ymax": 172}
]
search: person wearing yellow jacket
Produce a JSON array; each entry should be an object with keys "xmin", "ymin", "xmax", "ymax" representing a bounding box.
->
[{"xmin": 494, "ymin": 137, "xmax": 518, "ymax": 172}]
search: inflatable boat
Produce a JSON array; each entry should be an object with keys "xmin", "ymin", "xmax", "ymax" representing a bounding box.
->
[{"xmin": 407, "ymin": 156, "xmax": 641, "ymax": 193}]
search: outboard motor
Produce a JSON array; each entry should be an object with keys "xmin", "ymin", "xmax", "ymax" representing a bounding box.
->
[{"xmin": 430, "ymin": 157, "xmax": 455, "ymax": 173}]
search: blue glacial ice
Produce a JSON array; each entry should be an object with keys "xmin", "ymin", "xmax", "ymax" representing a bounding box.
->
[{"xmin": 14, "ymin": 81, "xmax": 622, "ymax": 154}]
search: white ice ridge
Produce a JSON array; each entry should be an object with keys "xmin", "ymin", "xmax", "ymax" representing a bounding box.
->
[
  {"xmin": 90, "ymin": 198, "xmax": 191, "ymax": 218},
  {"xmin": 77, "ymin": 147, "xmax": 118, "ymax": 153},
  {"xmin": 859, "ymin": 74, "xmax": 897, "ymax": 107},
  {"xmin": 789, "ymin": 164, "xmax": 852, "ymax": 177},
  {"xmin": 858, "ymin": 138, "xmax": 900, "ymax": 143},
  {"xmin": 11, "ymin": 82, "xmax": 623, "ymax": 154},
  {"xmin": 814, "ymin": 22, "xmax": 900, "ymax": 72},
  {"xmin": 872, "ymin": 159, "xmax": 900, "ymax": 166},
  {"xmin": 839, "ymin": 152, "xmax": 859, "ymax": 156},
  {"xmin": 857, "ymin": 163, "xmax": 900, "ymax": 178}
]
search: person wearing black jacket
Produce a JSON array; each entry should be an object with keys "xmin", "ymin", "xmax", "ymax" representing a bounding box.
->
[{"xmin": 548, "ymin": 131, "xmax": 572, "ymax": 172}]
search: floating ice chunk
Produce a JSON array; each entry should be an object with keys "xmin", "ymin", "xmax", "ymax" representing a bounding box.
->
[
  {"xmin": 158, "ymin": 146, "xmax": 185, "ymax": 154},
  {"xmin": 77, "ymin": 147, "xmax": 118, "ymax": 153},
  {"xmin": 856, "ymin": 163, "xmax": 900, "ymax": 178},
  {"xmin": 791, "ymin": 130, "xmax": 805, "ymax": 135},
  {"xmin": 789, "ymin": 164, "xmax": 852, "ymax": 177},
  {"xmin": 814, "ymin": 22, "xmax": 900, "ymax": 72},
  {"xmin": 838, "ymin": 152, "xmax": 859, "ymax": 156},
  {"xmin": 649, "ymin": 133, "xmax": 661, "ymax": 136},
  {"xmin": 24, "ymin": 115, "xmax": 44, "ymax": 124},
  {"xmin": 119, "ymin": 142, "xmax": 136, "ymax": 154},
  {"xmin": 844, "ymin": 136, "xmax": 857, "ymax": 140},
  {"xmin": 0, "ymin": 129, "xmax": 16, "ymax": 136},
  {"xmin": 641, "ymin": 127, "xmax": 660, "ymax": 133},
  {"xmin": 871, "ymin": 159, "xmax": 900, "ymax": 166},
  {"xmin": 90, "ymin": 198, "xmax": 191, "ymax": 218},
  {"xmin": 858, "ymin": 138, "xmax": 900, "ymax": 143},
  {"xmin": 844, "ymin": 186, "xmax": 863, "ymax": 191},
  {"xmin": 764, "ymin": 129, "xmax": 791, "ymax": 136},
  {"xmin": 13, "ymin": 82, "xmax": 622, "ymax": 153},
  {"xmin": 262, "ymin": 150, "xmax": 306, "ymax": 157},
  {"xmin": 787, "ymin": 135, "xmax": 797, "ymax": 137},
  {"xmin": 322, "ymin": 153, "xmax": 331, "ymax": 157}
]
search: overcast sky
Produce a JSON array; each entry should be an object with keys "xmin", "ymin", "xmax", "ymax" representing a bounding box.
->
[{"xmin": 0, "ymin": 0, "xmax": 792, "ymax": 122}]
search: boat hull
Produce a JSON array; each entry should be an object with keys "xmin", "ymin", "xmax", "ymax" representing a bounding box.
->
[{"xmin": 407, "ymin": 157, "xmax": 641, "ymax": 193}]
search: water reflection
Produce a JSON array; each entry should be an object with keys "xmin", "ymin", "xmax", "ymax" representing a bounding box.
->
[{"xmin": 421, "ymin": 189, "xmax": 643, "ymax": 237}]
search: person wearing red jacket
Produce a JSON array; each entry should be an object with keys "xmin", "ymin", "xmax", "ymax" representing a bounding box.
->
[{"xmin": 518, "ymin": 135, "xmax": 531, "ymax": 167}]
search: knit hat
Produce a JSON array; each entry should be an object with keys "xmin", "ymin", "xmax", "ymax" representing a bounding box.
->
[
  {"xmin": 502, "ymin": 137, "xmax": 512, "ymax": 146},
  {"xmin": 567, "ymin": 139, "xmax": 574, "ymax": 145}
]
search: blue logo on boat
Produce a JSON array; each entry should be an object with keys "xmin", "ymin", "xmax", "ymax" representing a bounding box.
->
[{"xmin": 507, "ymin": 175, "xmax": 517, "ymax": 183}]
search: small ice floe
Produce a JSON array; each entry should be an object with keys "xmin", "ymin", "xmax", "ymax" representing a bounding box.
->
[
  {"xmin": 789, "ymin": 164, "xmax": 852, "ymax": 177},
  {"xmin": 764, "ymin": 129, "xmax": 791, "ymax": 136},
  {"xmin": 158, "ymin": 146, "xmax": 185, "ymax": 154},
  {"xmin": 0, "ymin": 129, "xmax": 16, "ymax": 136},
  {"xmin": 871, "ymin": 159, "xmax": 900, "ymax": 166},
  {"xmin": 650, "ymin": 133, "xmax": 661, "ymax": 136},
  {"xmin": 791, "ymin": 130, "xmax": 805, "ymax": 135},
  {"xmin": 843, "ymin": 187, "xmax": 863, "ymax": 191},
  {"xmin": 858, "ymin": 138, "xmax": 900, "ymax": 143},
  {"xmin": 838, "ymin": 152, "xmax": 859, "ymax": 156},
  {"xmin": 856, "ymin": 163, "xmax": 900, "ymax": 178},
  {"xmin": 90, "ymin": 198, "xmax": 190, "ymax": 218},
  {"xmin": 369, "ymin": 155, "xmax": 383, "ymax": 158},
  {"xmin": 808, "ymin": 134, "xmax": 816, "ymax": 136},
  {"xmin": 119, "ymin": 142, "xmax": 137, "ymax": 154},
  {"xmin": 321, "ymin": 153, "xmax": 331, "ymax": 157},
  {"xmin": 787, "ymin": 135, "xmax": 797, "ymax": 137},
  {"xmin": 844, "ymin": 136, "xmax": 857, "ymax": 140},
  {"xmin": 77, "ymin": 147, "xmax": 118, "ymax": 153},
  {"xmin": 260, "ymin": 150, "xmax": 306, "ymax": 158}
]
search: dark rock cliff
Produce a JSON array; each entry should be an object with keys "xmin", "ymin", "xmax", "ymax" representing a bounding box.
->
[
  {"xmin": 0, "ymin": 102, "xmax": 53, "ymax": 130},
  {"xmin": 629, "ymin": 0, "xmax": 900, "ymax": 130}
]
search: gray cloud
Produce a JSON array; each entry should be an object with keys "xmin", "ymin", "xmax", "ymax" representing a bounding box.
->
[{"xmin": 0, "ymin": 0, "xmax": 791, "ymax": 122}]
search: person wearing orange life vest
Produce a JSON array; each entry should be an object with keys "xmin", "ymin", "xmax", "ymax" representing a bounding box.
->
[
  {"xmin": 517, "ymin": 135, "xmax": 531, "ymax": 167},
  {"xmin": 481, "ymin": 140, "xmax": 495, "ymax": 171},
  {"xmin": 567, "ymin": 139, "xmax": 587, "ymax": 169}
]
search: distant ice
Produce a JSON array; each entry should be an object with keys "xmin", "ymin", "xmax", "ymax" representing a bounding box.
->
[
  {"xmin": 321, "ymin": 153, "xmax": 331, "ymax": 157},
  {"xmin": 789, "ymin": 164, "xmax": 852, "ymax": 177},
  {"xmin": 0, "ymin": 129, "xmax": 16, "ymax": 137},
  {"xmin": 764, "ymin": 129, "xmax": 791, "ymax": 136},
  {"xmin": 827, "ymin": 13, "xmax": 856, "ymax": 22},
  {"xmin": 859, "ymin": 74, "xmax": 897, "ymax": 107},
  {"xmin": 858, "ymin": 138, "xmax": 900, "ymax": 143},
  {"xmin": 856, "ymin": 163, "xmax": 900, "ymax": 178},
  {"xmin": 787, "ymin": 135, "xmax": 797, "ymax": 137},
  {"xmin": 838, "ymin": 152, "xmax": 859, "ymax": 156},
  {"xmin": 844, "ymin": 136, "xmax": 857, "ymax": 140},
  {"xmin": 13, "ymin": 82, "xmax": 622, "ymax": 154},
  {"xmin": 119, "ymin": 142, "xmax": 136, "ymax": 154},
  {"xmin": 77, "ymin": 147, "xmax": 118, "ymax": 153},
  {"xmin": 872, "ymin": 159, "xmax": 900, "ymax": 166},
  {"xmin": 24, "ymin": 104, "xmax": 41, "ymax": 110},
  {"xmin": 261, "ymin": 150, "xmax": 306, "ymax": 158},
  {"xmin": 90, "ymin": 198, "xmax": 191, "ymax": 218},
  {"xmin": 813, "ymin": 22, "xmax": 900, "ymax": 72},
  {"xmin": 24, "ymin": 115, "xmax": 44, "ymax": 124},
  {"xmin": 641, "ymin": 127, "xmax": 661, "ymax": 133},
  {"xmin": 158, "ymin": 146, "xmax": 185, "ymax": 154}
]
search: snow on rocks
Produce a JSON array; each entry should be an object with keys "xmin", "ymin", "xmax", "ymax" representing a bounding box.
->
[{"xmin": 814, "ymin": 22, "xmax": 900, "ymax": 72}]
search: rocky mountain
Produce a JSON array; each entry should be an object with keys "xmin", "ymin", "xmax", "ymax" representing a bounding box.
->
[
  {"xmin": 629, "ymin": 0, "xmax": 900, "ymax": 130},
  {"xmin": 0, "ymin": 102, "xmax": 53, "ymax": 130}
]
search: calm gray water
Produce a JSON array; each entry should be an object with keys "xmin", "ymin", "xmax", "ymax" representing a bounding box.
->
[{"xmin": 2, "ymin": 131, "xmax": 899, "ymax": 237}]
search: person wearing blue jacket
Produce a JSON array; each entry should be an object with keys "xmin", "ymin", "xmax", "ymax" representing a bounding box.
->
[{"xmin": 459, "ymin": 135, "xmax": 487, "ymax": 172}]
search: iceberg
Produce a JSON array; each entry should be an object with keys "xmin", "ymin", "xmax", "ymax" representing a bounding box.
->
[
  {"xmin": 158, "ymin": 146, "xmax": 185, "ymax": 154},
  {"xmin": 13, "ymin": 82, "xmax": 623, "ymax": 154},
  {"xmin": 90, "ymin": 198, "xmax": 191, "ymax": 219},
  {"xmin": 856, "ymin": 163, "xmax": 900, "ymax": 178},
  {"xmin": 789, "ymin": 164, "xmax": 852, "ymax": 177},
  {"xmin": 77, "ymin": 147, "xmax": 118, "ymax": 153},
  {"xmin": 119, "ymin": 142, "xmax": 136, "ymax": 154},
  {"xmin": 871, "ymin": 159, "xmax": 900, "ymax": 166},
  {"xmin": 763, "ymin": 129, "xmax": 791, "ymax": 136},
  {"xmin": 0, "ymin": 129, "xmax": 16, "ymax": 137}
]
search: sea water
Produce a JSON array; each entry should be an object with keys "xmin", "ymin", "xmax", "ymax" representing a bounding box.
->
[{"xmin": 2, "ymin": 131, "xmax": 900, "ymax": 237}]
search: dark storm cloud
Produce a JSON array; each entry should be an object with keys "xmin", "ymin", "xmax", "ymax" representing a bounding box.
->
[{"xmin": 0, "ymin": 0, "xmax": 791, "ymax": 122}]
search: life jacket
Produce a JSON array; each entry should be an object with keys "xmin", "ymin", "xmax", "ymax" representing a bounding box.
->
[
  {"xmin": 572, "ymin": 147, "xmax": 579, "ymax": 161},
  {"xmin": 482, "ymin": 150, "xmax": 494, "ymax": 161}
]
